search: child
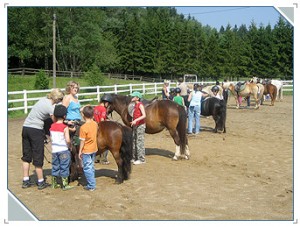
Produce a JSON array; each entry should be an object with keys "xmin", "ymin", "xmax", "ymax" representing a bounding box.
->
[
  {"xmin": 79, "ymin": 106, "xmax": 98, "ymax": 191},
  {"xmin": 49, "ymin": 104, "xmax": 73, "ymax": 190},
  {"xmin": 93, "ymin": 94, "xmax": 112, "ymax": 164},
  {"xmin": 211, "ymin": 85, "xmax": 223, "ymax": 100},
  {"xmin": 130, "ymin": 91, "xmax": 146, "ymax": 165},
  {"xmin": 173, "ymin": 87, "xmax": 185, "ymax": 107}
]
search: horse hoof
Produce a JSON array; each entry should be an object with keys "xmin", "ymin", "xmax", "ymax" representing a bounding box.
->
[
  {"xmin": 172, "ymin": 156, "xmax": 178, "ymax": 161},
  {"xmin": 115, "ymin": 179, "xmax": 123, "ymax": 184},
  {"xmin": 184, "ymin": 155, "xmax": 190, "ymax": 160}
]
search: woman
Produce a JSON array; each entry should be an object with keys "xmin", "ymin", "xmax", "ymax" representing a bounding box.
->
[
  {"xmin": 62, "ymin": 81, "xmax": 81, "ymax": 123},
  {"xmin": 21, "ymin": 88, "xmax": 64, "ymax": 190},
  {"xmin": 162, "ymin": 80, "xmax": 170, "ymax": 100},
  {"xmin": 187, "ymin": 84, "xmax": 208, "ymax": 135}
]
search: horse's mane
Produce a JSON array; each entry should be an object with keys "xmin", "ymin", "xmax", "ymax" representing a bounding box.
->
[{"xmin": 111, "ymin": 94, "xmax": 132, "ymax": 105}]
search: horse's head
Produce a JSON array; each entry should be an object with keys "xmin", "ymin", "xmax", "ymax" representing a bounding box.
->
[{"xmin": 105, "ymin": 94, "xmax": 133, "ymax": 125}]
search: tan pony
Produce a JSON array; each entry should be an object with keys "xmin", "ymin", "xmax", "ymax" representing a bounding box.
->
[{"xmin": 228, "ymin": 82, "xmax": 264, "ymax": 109}]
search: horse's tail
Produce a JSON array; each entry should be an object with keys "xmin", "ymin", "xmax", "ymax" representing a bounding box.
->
[
  {"xmin": 220, "ymin": 99, "xmax": 227, "ymax": 132},
  {"xmin": 120, "ymin": 125, "xmax": 133, "ymax": 181},
  {"xmin": 177, "ymin": 105, "xmax": 187, "ymax": 155}
]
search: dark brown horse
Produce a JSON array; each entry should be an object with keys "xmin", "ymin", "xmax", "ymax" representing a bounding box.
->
[
  {"xmin": 96, "ymin": 121, "xmax": 132, "ymax": 183},
  {"xmin": 69, "ymin": 121, "xmax": 132, "ymax": 184},
  {"xmin": 262, "ymin": 83, "xmax": 277, "ymax": 106},
  {"xmin": 106, "ymin": 94, "xmax": 190, "ymax": 160}
]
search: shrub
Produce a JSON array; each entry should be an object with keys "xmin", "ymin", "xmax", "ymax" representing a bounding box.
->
[
  {"xmin": 84, "ymin": 64, "xmax": 105, "ymax": 86},
  {"xmin": 34, "ymin": 70, "xmax": 49, "ymax": 89}
]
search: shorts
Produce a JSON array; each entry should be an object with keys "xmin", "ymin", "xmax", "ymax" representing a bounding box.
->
[{"xmin": 21, "ymin": 126, "xmax": 45, "ymax": 167}]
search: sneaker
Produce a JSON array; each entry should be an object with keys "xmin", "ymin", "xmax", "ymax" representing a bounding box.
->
[
  {"xmin": 83, "ymin": 186, "xmax": 95, "ymax": 191},
  {"xmin": 133, "ymin": 160, "xmax": 146, "ymax": 165},
  {"xmin": 37, "ymin": 181, "xmax": 50, "ymax": 190},
  {"xmin": 22, "ymin": 180, "xmax": 35, "ymax": 189},
  {"xmin": 101, "ymin": 160, "xmax": 110, "ymax": 165}
]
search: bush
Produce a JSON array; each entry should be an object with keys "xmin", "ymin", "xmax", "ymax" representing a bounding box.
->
[
  {"xmin": 84, "ymin": 64, "xmax": 105, "ymax": 86},
  {"xmin": 34, "ymin": 70, "xmax": 49, "ymax": 89}
]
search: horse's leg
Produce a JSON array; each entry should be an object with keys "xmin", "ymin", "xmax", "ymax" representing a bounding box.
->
[
  {"xmin": 253, "ymin": 94, "xmax": 259, "ymax": 109},
  {"xmin": 110, "ymin": 150, "xmax": 124, "ymax": 184},
  {"xmin": 270, "ymin": 93, "xmax": 274, "ymax": 106},
  {"xmin": 169, "ymin": 129, "xmax": 182, "ymax": 160}
]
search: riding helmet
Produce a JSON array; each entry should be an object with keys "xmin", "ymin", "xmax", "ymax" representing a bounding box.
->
[
  {"xmin": 175, "ymin": 87, "xmax": 181, "ymax": 94},
  {"xmin": 54, "ymin": 104, "xmax": 67, "ymax": 118},
  {"xmin": 211, "ymin": 85, "xmax": 219, "ymax": 93},
  {"xmin": 101, "ymin": 94, "xmax": 113, "ymax": 103}
]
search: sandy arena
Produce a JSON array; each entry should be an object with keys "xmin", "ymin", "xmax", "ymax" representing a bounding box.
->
[{"xmin": 7, "ymin": 96, "xmax": 293, "ymax": 221}]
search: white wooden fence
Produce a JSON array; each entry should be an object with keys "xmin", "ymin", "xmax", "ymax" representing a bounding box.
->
[{"xmin": 8, "ymin": 81, "xmax": 293, "ymax": 114}]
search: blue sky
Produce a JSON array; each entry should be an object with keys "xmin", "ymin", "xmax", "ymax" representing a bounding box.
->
[{"xmin": 175, "ymin": 6, "xmax": 284, "ymax": 30}]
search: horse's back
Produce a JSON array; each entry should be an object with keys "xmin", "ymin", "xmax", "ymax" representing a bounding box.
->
[
  {"xmin": 201, "ymin": 97, "xmax": 222, "ymax": 116},
  {"xmin": 97, "ymin": 121, "xmax": 123, "ymax": 149}
]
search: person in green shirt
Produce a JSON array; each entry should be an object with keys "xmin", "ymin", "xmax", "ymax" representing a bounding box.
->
[{"xmin": 173, "ymin": 87, "xmax": 185, "ymax": 107}]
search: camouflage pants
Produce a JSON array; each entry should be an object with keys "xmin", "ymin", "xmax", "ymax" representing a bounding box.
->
[{"xmin": 132, "ymin": 124, "xmax": 146, "ymax": 162}]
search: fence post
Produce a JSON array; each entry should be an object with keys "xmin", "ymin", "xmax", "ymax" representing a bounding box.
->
[
  {"xmin": 154, "ymin": 83, "xmax": 157, "ymax": 95},
  {"xmin": 24, "ymin": 90, "xmax": 28, "ymax": 114},
  {"xmin": 129, "ymin": 84, "xmax": 133, "ymax": 94},
  {"xmin": 97, "ymin": 86, "xmax": 100, "ymax": 102},
  {"xmin": 143, "ymin": 84, "xmax": 146, "ymax": 95},
  {"xmin": 114, "ymin": 84, "xmax": 118, "ymax": 94}
]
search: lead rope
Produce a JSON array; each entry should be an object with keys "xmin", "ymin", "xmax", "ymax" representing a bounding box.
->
[{"xmin": 44, "ymin": 140, "xmax": 52, "ymax": 164}]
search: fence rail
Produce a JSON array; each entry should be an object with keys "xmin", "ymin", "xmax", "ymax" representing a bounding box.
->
[
  {"xmin": 8, "ymin": 81, "xmax": 293, "ymax": 114},
  {"xmin": 8, "ymin": 68, "xmax": 162, "ymax": 82}
]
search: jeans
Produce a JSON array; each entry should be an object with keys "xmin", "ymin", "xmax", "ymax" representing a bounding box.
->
[
  {"xmin": 188, "ymin": 105, "xmax": 201, "ymax": 134},
  {"xmin": 52, "ymin": 150, "xmax": 71, "ymax": 178},
  {"xmin": 82, "ymin": 152, "xmax": 96, "ymax": 189}
]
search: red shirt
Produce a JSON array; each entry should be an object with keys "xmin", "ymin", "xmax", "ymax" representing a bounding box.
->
[
  {"xmin": 93, "ymin": 105, "xmax": 107, "ymax": 123},
  {"xmin": 133, "ymin": 102, "xmax": 145, "ymax": 126}
]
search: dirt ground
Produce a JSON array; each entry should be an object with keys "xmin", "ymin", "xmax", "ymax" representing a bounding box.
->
[{"xmin": 7, "ymin": 96, "xmax": 294, "ymax": 221}]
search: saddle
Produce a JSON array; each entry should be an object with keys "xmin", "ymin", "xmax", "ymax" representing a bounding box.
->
[
  {"xmin": 234, "ymin": 82, "xmax": 246, "ymax": 93},
  {"xmin": 127, "ymin": 97, "xmax": 158, "ymax": 117},
  {"xmin": 141, "ymin": 97, "xmax": 158, "ymax": 108}
]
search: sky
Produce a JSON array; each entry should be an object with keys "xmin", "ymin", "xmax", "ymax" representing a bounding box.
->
[{"xmin": 175, "ymin": 6, "xmax": 285, "ymax": 30}]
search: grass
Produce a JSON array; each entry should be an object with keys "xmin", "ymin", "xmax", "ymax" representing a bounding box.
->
[{"xmin": 8, "ymin": 74, "xmax": 145, "ymax": 91}]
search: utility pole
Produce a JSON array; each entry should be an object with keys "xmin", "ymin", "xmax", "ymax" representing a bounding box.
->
[{"xmin": 52, "ymin": 13, "xmax": 56, "ymax": 88}]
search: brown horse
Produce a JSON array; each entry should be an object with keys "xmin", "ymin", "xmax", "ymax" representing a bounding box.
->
[
  {"xmin": 69, "ymin": 121, "xmax": 132, "ymax": 184},
  {"xmin": 262, "ymin": 83, "xmax": 277, "ymax": 106},
  {"xmin": 228, "ymin": 82, "xmax": 264, "ymax": 109},
  {"xmin": 97, "ymin": 121, "xmax": 132, "ymax": 184},
  {"xmin": 106, "ymin": 94, "xmax": 190, "ymax": 160}
]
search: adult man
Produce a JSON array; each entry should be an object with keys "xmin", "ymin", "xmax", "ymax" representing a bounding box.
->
[{"xmin": 178, "ymin": 77, "xmax": 189, "ymax": 107}]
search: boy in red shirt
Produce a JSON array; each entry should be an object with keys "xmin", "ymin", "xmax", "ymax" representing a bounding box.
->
[{"xmin": 93, "ymin": 94, "xmax": 112, "ymax": 164}]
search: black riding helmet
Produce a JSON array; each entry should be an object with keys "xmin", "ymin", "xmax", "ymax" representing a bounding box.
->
[
  {"xmin": 101, "ymin": 94, "xmax": 113, "ymax": 103},
  {"xmin": 211, "ymin": 85, "xmax": 219, "ymax": 93},
  {"xmin": 175, "ymin": 87, "xmax": 181, "ymax": 94}
]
